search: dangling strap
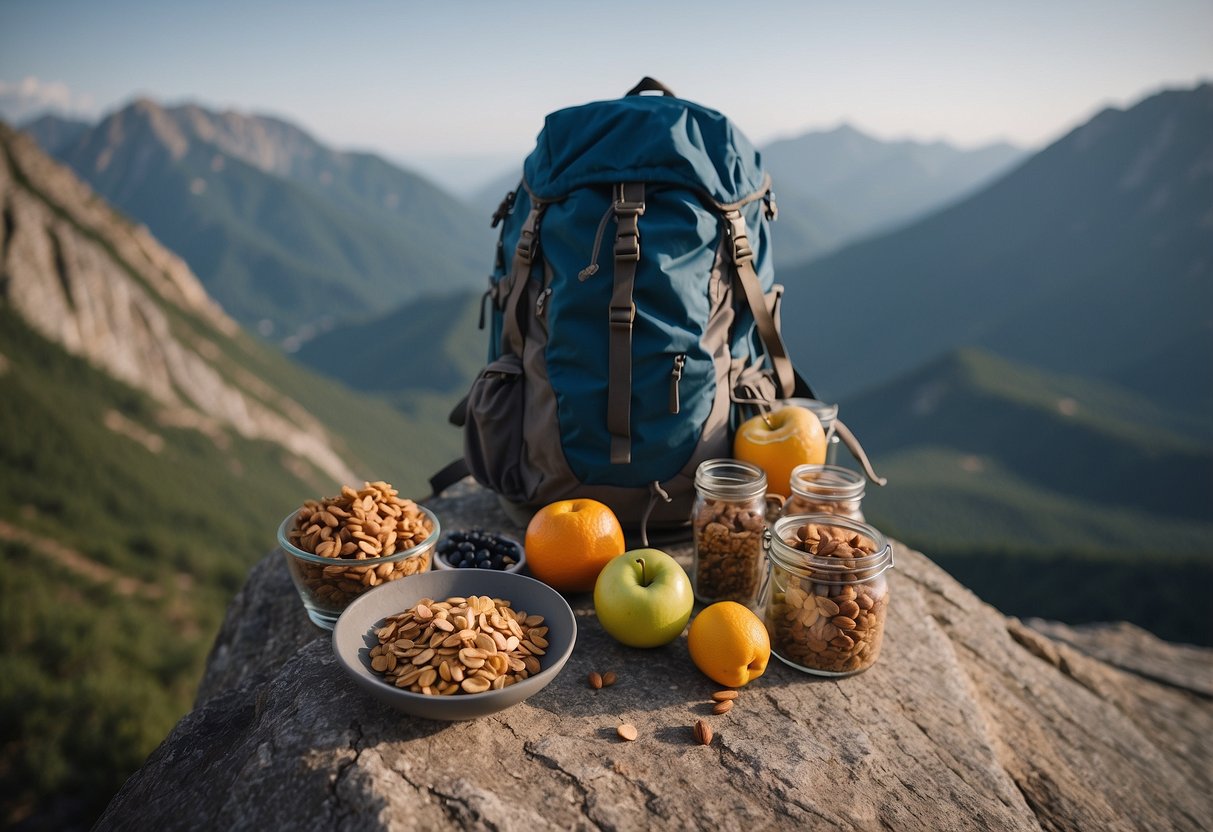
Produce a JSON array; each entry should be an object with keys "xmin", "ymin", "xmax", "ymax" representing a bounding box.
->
[
  {"xmin": 722, "ymin": 208, "xmax": 797, "ymax": 399},
  {"xmin": 834, "ymin": 419, "xmax": 889, "ymax": 486},
  {"xmin": 607, "ymin": 183, "xmax": 645, "ymax": 464},
  {"xmin": 638, "ymin": 480, "xmax": 672, "ymax": 548},
  {"xmin": 501, "ymin": 203, "xmax": 545, "ymax": 357}
]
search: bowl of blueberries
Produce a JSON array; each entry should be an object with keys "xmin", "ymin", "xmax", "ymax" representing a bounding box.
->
[{"xmin": 434, "ymin": 528, "xmax": 526, "ymax": 574}]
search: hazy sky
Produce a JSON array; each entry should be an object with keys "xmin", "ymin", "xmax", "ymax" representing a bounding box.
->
[{"xmin": 2, "ymin": 0, "xmax": 1209, "ymax": 188}]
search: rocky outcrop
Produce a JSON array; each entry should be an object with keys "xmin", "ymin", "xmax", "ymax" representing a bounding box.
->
[
  {"xmin": 97, "ymin": 483, "xmax": 1213, "ymax": 831},
  {"xmin": 0, "ymin": 123, "xmax": 357, "ymax": 484}
]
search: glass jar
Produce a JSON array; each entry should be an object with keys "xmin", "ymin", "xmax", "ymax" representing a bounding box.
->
[
  {"xmin": 774, "ymin": 398, "xmax": 839, "ymax": 464},
  {"xmin": 691, "ymin": 459, "xmax": 779, "ymax": 607},
  {"xmin": 782, "ymin": 464, "xmax": 866, "ymax": 521},
  {"xmin": 762, "ymin": 513, "xmax": 894, "ymax": 676}
]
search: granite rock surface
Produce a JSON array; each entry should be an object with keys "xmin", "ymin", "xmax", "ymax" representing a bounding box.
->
[{"xmin": 98, "ymin": 483, "xmax": 1213, "ymax": 831}]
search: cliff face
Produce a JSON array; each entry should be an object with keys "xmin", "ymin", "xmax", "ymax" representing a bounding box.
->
[
  {"xmin": 96, "ymin": 483, "xmax": 1213, "ymax": 831},
  {"xmin": 0, "ymin": 123, "xmax": 356, "ymax": 484}
]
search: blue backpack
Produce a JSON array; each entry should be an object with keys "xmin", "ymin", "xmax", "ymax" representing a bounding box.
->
[{"xmin": 446, "ymin": 79, "xmax": 816, "ymax": 535}]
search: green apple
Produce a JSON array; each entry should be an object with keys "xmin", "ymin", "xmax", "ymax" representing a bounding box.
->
[{"xmin": 593, "ymin": 548, "xmax": 693, "ymax": 648}]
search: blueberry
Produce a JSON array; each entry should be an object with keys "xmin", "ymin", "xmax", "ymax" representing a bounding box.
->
[
  {"xmin": 476, "ymin": 560, "xmax": 494, "ymax": 569},
  {"xmin": 490, "ymin": 553, "xmax": 504, "ymax": 569},
  {"xmin": 458, "ymin": 541, "xmax": 475, "ymax": 553}
]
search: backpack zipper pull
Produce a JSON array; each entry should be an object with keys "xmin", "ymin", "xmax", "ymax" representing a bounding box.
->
[
  {"xmin": 669, "ymin": 353, "xmax": 686, "ymax": 414},
  {"xmin": 535, "ymin": 286, "xmax": 552, "ymax": 317},
  {"xmin": 578, "ymin": 203, "xmax": 615, "ymax": 281}
]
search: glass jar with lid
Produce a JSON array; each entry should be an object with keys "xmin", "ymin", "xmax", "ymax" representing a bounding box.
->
[
  {"xmin": 691, "ymin": 459, "xmax": 781, "ymax": 607},
  {"xmin": 781, "ymin": 464, "xmax": 866, "ymax": 521},
  {"xmin": 761, "ymin": 513, "xmax": 894, "ymax": 676}
]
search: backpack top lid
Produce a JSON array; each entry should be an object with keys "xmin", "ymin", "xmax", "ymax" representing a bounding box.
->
[{"xmin": 523, "ymin": 92, "xmax": 768, "ymax": 206}]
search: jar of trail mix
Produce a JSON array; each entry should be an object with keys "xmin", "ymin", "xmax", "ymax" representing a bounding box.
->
[
  {"xmin": 762, "ymin": 514, "xmax": 894, "ymax": 676},
  {"xmin": 691, "ymin": 459, "xmax": 781, "ymax": 607},
  {"xmin": 781, "ymin": 464, "xmax": 866, "ymax": 522}
]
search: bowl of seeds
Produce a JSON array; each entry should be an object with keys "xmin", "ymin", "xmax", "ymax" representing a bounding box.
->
[
  {"xmin": 278, "ymin": 481, "xmax": 440, "ymax": 630},
  {"xmin": 332, "ymin": 569, "xmax": 577, "ymax": 720}
]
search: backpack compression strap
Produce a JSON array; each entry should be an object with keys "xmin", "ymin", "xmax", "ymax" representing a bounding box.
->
[
  {"xmin": 501, "ymin": 203, "xmax": 545, "ymax": 357},
  {"xmin": 722, "ymin": 208, "xmax": 798, "ymax": 399},
  {"xmin": 608, "ymin": 182, "xmax": 646, "ymax": 464}
]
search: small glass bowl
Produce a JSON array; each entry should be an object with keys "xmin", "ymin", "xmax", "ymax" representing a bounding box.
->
[
  {"xmin": 433, "ymin": 533, "xmax": 526, "ymax": 574},
  {"xmin": 277, "ymin": 506, "xmax": 440, "ymax": 630}
]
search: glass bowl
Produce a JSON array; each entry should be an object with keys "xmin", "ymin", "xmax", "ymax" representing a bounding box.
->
[
  {"xmin": 433, "ymin": 531, "xmax": 526, "ymax": 574},
  {"xmin": 277, "ymin": 505, "xmax": 440, "ymax": 630}
]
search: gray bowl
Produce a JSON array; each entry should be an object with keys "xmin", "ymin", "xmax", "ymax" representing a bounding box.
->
[{"xmin": 332, "ymin": 569, "xmax": 576, "ymax": 720}]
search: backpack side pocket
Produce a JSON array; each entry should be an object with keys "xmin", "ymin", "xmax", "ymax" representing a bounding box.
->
[{"xmin": 463, "ymin": 353, "xmax": 528, "ymax": 503}]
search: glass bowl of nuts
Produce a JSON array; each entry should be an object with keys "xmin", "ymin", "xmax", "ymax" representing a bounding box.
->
[
  {"xmin": 278, "ymin": 482, "xmax": 440, "ymax": 629},
  {"xmin": 331, "ymin": 569, "xmax": 577, "ymax": 720}
]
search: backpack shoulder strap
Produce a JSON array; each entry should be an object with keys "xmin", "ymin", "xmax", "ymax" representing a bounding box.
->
[{"xmin": 722, "ymin": 207, "xmax": 797, "ymax": 398}]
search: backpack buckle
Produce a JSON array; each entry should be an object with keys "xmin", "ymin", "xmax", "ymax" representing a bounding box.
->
[
  {"xmin": 723, "ymin": 209, "xmax": 753, "ymax": 265},
  {"xmin": 516, "ymin": 227, "xmax": 539, "ymax": 263},
  {"xmin": 609, "ymin": 303, "xmax": 636, "ymax": 328},
  {"xmin": 491, "ymin": 189, "xmax": 517, "ymax": 228},
  {"xmin": 613, "ymin": 232, "xmax": 640, "ymax": 262}
]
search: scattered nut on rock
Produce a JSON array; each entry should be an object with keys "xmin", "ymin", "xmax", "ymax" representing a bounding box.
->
[
  {"xmin": 712, "ymin": 700, "xmax": 734, "ymax": 715},
  {"xmin": 602, "ymin": 671, "xmax": 617, "ymax": 687},
  {"xmin": 588, "ymin": 671, "xmax": 603, "ymax": 690},
  {"xmin": 711, "ymin": 690, "xmax": 738, "ymax": 702},
  {"xmin": 693, "ymin": 719, "xmax": 713, "ymax": 746},
  {"xmin": 617, "ymin": 723, "xmax": 638, "ymax": 742}
]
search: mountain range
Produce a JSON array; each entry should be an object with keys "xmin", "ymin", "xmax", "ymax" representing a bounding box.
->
[
  {"xmin": 0, "ymin": 122, "xmax": 464, "ymax": 827},
  {"xmin": 779, "ymin": 84, "xmax": 1213, "ymax": 421},
  {"xmin": 22, "ymin": 101, "xmax": 491, "ymax": 339}
]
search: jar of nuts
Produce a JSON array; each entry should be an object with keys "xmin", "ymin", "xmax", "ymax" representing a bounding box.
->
[
  {"xmin": 691, "ymin": 459, "xmax": 781, "ymax": 607},
  {"xmin": 781, "ymin": 464, "xmax": 866, "ymax": 522},
  {"xmin": 762, "ymin": 514, "xmax": 894, "ymax": 676}
]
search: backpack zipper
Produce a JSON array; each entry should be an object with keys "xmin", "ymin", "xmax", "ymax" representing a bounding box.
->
[{"xmin": 669, "ymin": 353, "xmax": 686, "ymax": 414}]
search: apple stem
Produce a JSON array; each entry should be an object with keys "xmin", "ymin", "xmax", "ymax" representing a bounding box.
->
[
  {"xmin": 760, "ymin": 410, "xmax": 774, "ymax": 429},
  {"xmin": 635, "ymin": 557, "xmax": 651, "ymax": 587}
]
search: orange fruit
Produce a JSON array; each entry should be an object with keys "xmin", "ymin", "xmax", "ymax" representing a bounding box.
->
[
  {"xmin": 687, "ymin": 601, "xmax": 771, "ymax": 687},
  {"xmin": 524, "ymin": 498, "xmax": 626, "ymax": 592},
  {"xmin": 733, "ymin": 406, "xmax": 826, "ymax": 497}
]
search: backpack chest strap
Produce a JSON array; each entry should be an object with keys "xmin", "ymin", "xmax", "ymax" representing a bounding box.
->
[{"xmin": 608, "ymin": 182, "xmax": 645, "ymax": 465}]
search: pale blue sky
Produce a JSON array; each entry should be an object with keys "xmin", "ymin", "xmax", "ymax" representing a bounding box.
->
[{"xmin": 2, "ymin": 0, "xmax": 1209, "ymax": 188}]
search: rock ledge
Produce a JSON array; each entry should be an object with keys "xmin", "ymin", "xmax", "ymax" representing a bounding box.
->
[{"xmin": 98, "ymin": 485, "xmax": 1213, "ymax": 831}]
